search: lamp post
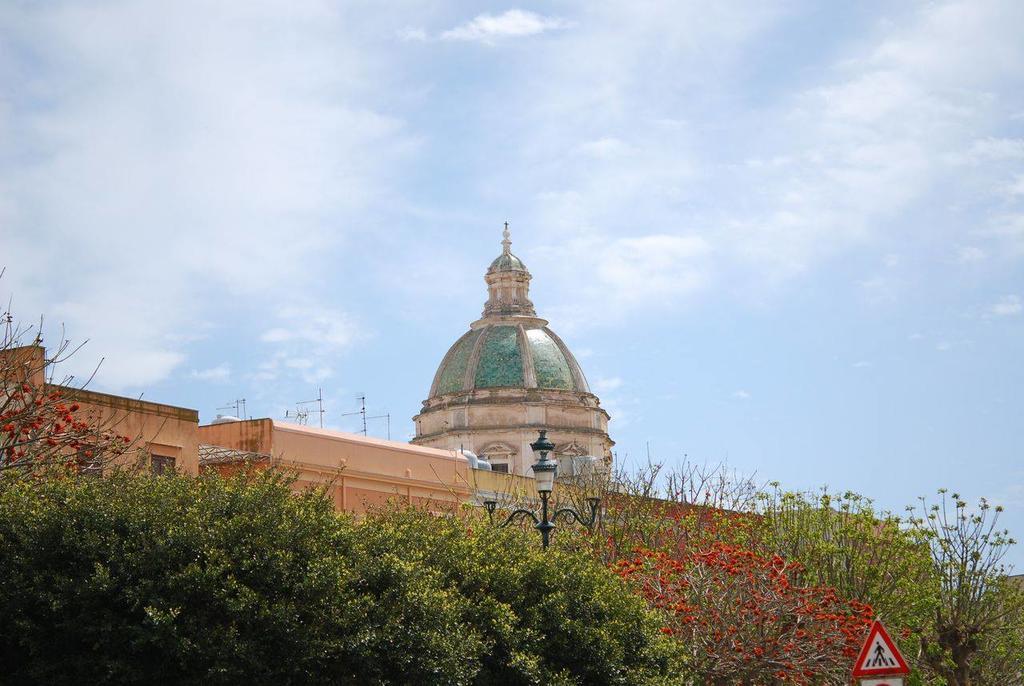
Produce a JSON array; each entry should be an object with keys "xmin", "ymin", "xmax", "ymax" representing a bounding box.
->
[{"xmin": 483, "ymin": 429, "xmax": 600, "ymax": 549}]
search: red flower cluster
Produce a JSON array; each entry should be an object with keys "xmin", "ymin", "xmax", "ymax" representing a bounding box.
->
[
  {"xmin": 614, "ymin": 542, "xmax": 873, "ymax": 684},
  {"xmin": 2, "ymin": 383, "xmax": 133, "ymax": 475}
]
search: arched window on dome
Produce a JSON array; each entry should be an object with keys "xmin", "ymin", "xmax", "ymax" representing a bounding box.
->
[{"xmin": 478, "ymin": 442, "xmax": 517, "ymax": 474}]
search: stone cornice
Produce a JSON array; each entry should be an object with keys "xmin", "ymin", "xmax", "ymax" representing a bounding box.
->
[
  {"xmin": 411, "ymin": 423, "xmax": 615, "ymax": 446},
  {"xmin": 417, "ymin": 387, "xmax": 608, "ymax": 414},
  {"xmin": 469, "ymin": 314, "xmax": 549, "ymax": 329}
]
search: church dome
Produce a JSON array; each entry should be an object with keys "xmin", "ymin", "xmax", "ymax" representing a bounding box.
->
[
  {"xmin": 488, "ymin": 251, "xmax": 527, "ymax": 273},
  {"xmin": 412, "ymin": 222, "xmax": 613, "ymax": 474},
  {"xmin": 429, "ymin": 323, "xmax": 591, "ymax": 397}
]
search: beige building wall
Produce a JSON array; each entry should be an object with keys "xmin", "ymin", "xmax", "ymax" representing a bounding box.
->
[
  {"xmin": 2, "ymin": 344, "xmax": 200, "ymax": 475},
  {"xmin": 199, "ymin": 419, "xmax": 486, "ymax": 514},
  {"xmin": 58, "ymin": 386, "xmax": 200, "ymax": 475}
]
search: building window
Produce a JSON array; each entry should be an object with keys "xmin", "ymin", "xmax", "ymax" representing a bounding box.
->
[
  {"xmin": 151, "ymin": 454, "xmax": 176, "ymax": 476},
  {"xmin": 480, "ymin": 442, "xmax": 517, "ymax": 474}
]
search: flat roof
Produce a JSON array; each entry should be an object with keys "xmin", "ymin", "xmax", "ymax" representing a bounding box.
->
[
  {"xmin": 50, "ymin": 384, "xmax": 199, "ymax": 422},
  {"xmin": 270, "ymin": 419, "xmax": 466, "ymax": 463}
]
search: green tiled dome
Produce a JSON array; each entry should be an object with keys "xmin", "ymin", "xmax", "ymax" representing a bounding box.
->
[{"xmin": 429, "ymin": 323, "xmax": 590, "ymax": 397}]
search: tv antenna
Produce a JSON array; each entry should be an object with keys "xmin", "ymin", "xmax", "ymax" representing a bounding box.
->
[
  {"xmin": 340, "ymin": 394, "xmax": 391, "ymax": 439},
  {"xmin": 2, "ymin": 310, "xmax": 13, "ymax": 341},
  {"xmin": 367, "ymin": 410, "xmax": 391, "ymax": 440},
  {"xmin": 283, "ymin": 406, "xmax": 310, "ymax": 425},
  {"xmin": 290, "ymin": 387, "xmax": 325, "ymax": 428},
  {"xmin": 340, "ymin": 394, "xmax": 367, "ymax": 435},
  {"xmin": 217, "ymin": 398, "xmax": 247, "ymax": 420}
]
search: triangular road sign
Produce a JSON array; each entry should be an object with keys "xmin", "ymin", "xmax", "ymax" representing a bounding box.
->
[{"xmin": 852, "ymin": 621, "xmax": 910, "ymax": 677}]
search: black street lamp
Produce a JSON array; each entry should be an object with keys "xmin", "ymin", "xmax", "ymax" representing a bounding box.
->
[{"xmin": 483, "ymin": 429, "xmax": 600, "ymax": 549}]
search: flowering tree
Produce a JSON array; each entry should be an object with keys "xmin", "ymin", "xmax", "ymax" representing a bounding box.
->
[
  {"xmin": 1, "ymin": 300, "xmax": 135, "ymax": 479},
  {"xmin": 615, "ymin": 542, "xmax": 873, "ymax": 685},
  {"xmin": 547, "ymin": 459, "xmax": 762, "ymax": 564},
  {"xmin": 755, "ymin": 486, "xmax": 935, "ymax": 678}
]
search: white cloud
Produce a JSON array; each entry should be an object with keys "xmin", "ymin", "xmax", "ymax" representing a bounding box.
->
[
  {"xmin": 249, "ymin": 351, "xmax": 334, "ymax": 385},
  {"xmin": 5, "ymin": 0, "xmax": 1023, "ymax": 399},
  {"xmin": 597, "ymin": 235, "xmax": 711, "ymax": 303},
  {"xmin": 485, "ymin": 0, "xmax": 1024, "ymax": 321},
  {"xmin": 534, "ymin": 231, "xmax": 712, "ymax": 329},
  {"xmin": 732, "ymin": 389, "xmax": 751, "ymax": 400},
  {"xmin": 260, "ymin": 306, "xmax": 362, "ymax": 349},
  {"xmin": 853, "ymin": 360, "xmax": 872, "ymax": 368},
  {"xmin": 190, "ymin": 363, "xmax": 231, "ymax": 382},
  {"xmin": 441, "ymin": 10, "xmax": 571, "ymax": 43},
  {"xmin": 0, "ymin": 1, "xmax": 412, "ymax": 390},
  {"xmin": 988, "ymin": 295, "xmax": 1022, "ymax": 317},
  {"xmin": 253, "ymin": 305, "xmax": 365, "ymax": 385}
]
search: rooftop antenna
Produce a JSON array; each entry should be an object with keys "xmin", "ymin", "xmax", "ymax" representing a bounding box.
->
[
  {"xmin": 339, "ymin": 394, "xmax": 367, "ymax": 435},
  {"xmin": 366, "ymin": 410, "xmax": 391, "ymax": 440},
  {"xmin": 2, "ymin": 309, "xmax": 13, "ymax": 343},
  {"xmin": 292, "ymin": 387, "xmax": 325, "ymax": 428},
  {"xmin": 283, "ymin": 406, "xmax": 310, "ymax": 425},
  {"xmin": 217, "ymin": 398, "xmax": 247, "ymax": 420},
  {"xmin": 340, "ymin": 394, "xmax": 390, "ymax": 439}
]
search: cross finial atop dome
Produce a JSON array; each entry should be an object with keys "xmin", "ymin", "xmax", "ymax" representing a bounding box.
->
[{"xmin": 502, "ymin": 221, "xmax": 512, "ymax": 255}]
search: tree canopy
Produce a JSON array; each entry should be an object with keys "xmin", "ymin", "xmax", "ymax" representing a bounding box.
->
[{"xmin": 0, "ymin": 470, "xmax": 675, "ymax": 685}]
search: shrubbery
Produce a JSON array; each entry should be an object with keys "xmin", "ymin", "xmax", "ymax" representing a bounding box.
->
[
  {"xmin": 361, "ymin": 508, "xmax": 675, "ymax": 685},
  {"xmin": 0, "ymin": 471, "xmax": 675, "ymax": 685}
]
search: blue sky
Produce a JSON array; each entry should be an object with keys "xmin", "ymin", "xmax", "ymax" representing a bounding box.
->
[{"xmin": 2, "ymin": 1, "xmax": 1023, "ymax": 565}]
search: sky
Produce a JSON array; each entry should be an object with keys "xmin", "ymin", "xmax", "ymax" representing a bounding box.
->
[{"xmin": 1, "ymin": 1, "xmax": 1023, "ymax": 565}]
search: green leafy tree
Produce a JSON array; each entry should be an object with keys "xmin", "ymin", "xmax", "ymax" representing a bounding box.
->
[
  {"xmin": 0, "ymin": 470, "xmax": 675, "ymax": 685},
  {"xmin": 0, "ymin": 470, "xmax": 476, "ymax": 685},
  {"xmin": 965, "ymin": 577, "xmax": 1024, "ymax": 685},
  {"xmin": 907, "ymin": 490, "xmax": 1024, "ymax": 686},
  {"xmin": 359, "ymin": 506, "xmax": 678, "ymax": 686}
]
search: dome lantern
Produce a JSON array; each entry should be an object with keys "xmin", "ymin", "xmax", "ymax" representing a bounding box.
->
[{"xmin": 483, "ymin": 222, "xmax": 536, "ymax": 319}]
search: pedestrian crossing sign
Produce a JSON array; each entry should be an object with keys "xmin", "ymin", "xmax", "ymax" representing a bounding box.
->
[{"xmin": 852, "ymin": 620, "xmax": 910, "ymax": 678}]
